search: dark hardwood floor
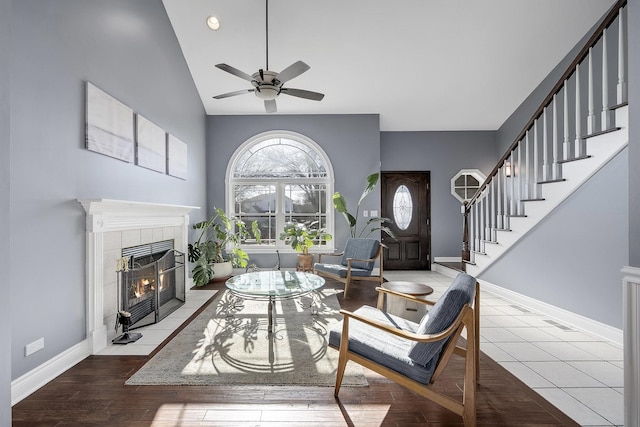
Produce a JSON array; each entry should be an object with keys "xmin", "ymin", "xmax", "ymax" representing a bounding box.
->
[{"xmin": 12, "ymin": 278, "xmax": 578, "ymax": 426}]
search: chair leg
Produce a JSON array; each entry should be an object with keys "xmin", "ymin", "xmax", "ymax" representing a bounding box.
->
[
  {"xmin": 334, "ymin": 317, "xmax": 351, "ymax": 396},
  {"xmin": 343, "ymin": 272, "xmax": 352, "ymax": 298},
  {"xmin": 334, "ymin": 352, "xmax": 347, "ymax": 397}
]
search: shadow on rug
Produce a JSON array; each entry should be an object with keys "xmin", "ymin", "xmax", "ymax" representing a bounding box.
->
[{"xmin": 126, "ymin": 288, "xmax": 367, "ymax": 386}]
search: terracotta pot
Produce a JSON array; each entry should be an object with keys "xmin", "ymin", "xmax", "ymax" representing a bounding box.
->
[{"xmin": 297, "ymin": 254, "xmax": 314, "ymax": 272}]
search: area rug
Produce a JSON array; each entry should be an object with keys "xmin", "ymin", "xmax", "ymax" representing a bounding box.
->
[{"xmin": 126, "ymin": 288, "xmax": 367, "ymax": 386}]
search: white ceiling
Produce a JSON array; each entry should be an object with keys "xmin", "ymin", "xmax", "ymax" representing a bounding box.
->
[{"xmin": 162, "ymin": 0, "xmax": 614, "ymax": 131}]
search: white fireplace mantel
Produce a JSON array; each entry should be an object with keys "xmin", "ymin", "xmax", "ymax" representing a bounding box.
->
[
  {"xmin": 78, "ymin": 198, "xmax": 199, "ymax": 232},
  {"xmin": 78, "ymin": 199, "xmax": 199, "ymax": 354}
]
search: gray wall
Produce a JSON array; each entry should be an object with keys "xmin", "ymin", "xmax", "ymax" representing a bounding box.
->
[
  {"xmin": 10, "ymin": 0, "xmax": 207, "ymax": 380},
  {"xmin": 380, "ymin": 131, "xmax": 497, "ymax": 258},
  {"xmin": 481, "ymin": 149, "xmax": 628, "ymax": 328},
  {"xmin": 206, "ymin": 114, "xmax": 380, "ymax": 268},
  {"xmin": 1, "ymin": 0, "xmax": 11, "ymax": 422},
  {"xmin": 629, "ymin": 0, "xmax": 640, "ymax": 267}
]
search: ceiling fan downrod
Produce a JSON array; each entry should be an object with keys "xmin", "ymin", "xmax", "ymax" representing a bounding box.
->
[{"xmin": 265, "ymin": 0, "xmax": 269, "ymax": 71}]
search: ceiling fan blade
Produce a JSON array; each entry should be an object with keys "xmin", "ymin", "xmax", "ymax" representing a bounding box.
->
[
  {"xmin": 275, "ymin": 61, "xmax": 310, "ymax": 84},
  {"xmin": 215, "ymin": 63, "xmax": 254, "ymax": 82},
  {"xmin": 264, "ymin": 99, "xmax": 277, "ymax": 113},
  {"xmin": 213, "ymin": 89, "xmax": 254, "ymax": 99},
  {"xmin": 280, "ymin": 88, "xmax": 324, "ymax": 101}
]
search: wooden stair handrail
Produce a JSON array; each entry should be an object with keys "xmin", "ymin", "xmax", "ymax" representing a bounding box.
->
[{"xmin": 464, "ymin": 0, "xmax": 626, "ymax": 212}]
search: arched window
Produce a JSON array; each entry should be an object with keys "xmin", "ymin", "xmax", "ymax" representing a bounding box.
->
[{"xmin": 227, "ymin": 131, "xmax": 335, "ymax": 253}]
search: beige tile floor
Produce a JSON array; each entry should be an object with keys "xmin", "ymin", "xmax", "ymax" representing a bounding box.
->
[{"xmin": 384, "ymin": 269, "xmax": 624, "ymax": 427}]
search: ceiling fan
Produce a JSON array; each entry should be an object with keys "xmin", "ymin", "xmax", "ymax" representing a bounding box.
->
[{"xmin": 212, "ymin": 0, "xmax": 324, "ymax": 113}]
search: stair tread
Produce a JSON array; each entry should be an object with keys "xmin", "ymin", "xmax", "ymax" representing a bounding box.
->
[
  {"xmin": 558, "ymin": 155, "xmax": 591, "ymax": 164},
  {"xmin": 538, "ymin": 178, "xmax": 566, "ymax": 184},
  {"xmin": 507, "ymin": 214, "xmax": 527, "ymax": 218},
  {"xmin": 521, "ymin": 198, "xmax": 545, "ymax": 202},
  {"xmin": 582, "ymin": 126, "xmax": 621, "ymax": 139}
]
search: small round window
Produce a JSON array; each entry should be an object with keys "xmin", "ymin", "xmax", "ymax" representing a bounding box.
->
[
  {"xmin": 393, "ymin": 185, "xmax": 413, "ymax": 230},
  {"xmin": 450, "ymin": 169, "xmax": 486, "ymax": 203}
]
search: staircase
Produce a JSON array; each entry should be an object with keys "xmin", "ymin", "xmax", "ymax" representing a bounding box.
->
[{"xmin": 463, "ymin": 0, "xmax": 628, "ymax": 276}]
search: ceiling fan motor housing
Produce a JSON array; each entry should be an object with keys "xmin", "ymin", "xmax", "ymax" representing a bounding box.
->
[{"xmin": 252, "ymin": 70, "xmax": 280, "ymax": 100}]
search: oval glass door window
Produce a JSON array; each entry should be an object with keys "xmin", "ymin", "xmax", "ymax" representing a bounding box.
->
[{"xmin": 393, "ymin": 185, "xmax": 413, "ymax": 230}]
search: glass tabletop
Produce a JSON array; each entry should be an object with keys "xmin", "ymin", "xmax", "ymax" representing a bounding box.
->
[{"xmin": 225, "ymin": 270, "xmax": 325, "ymax": 298}]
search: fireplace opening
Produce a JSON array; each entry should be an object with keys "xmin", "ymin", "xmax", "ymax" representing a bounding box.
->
[{"xmin": 118, "ymin": 240, "xmax": 185, "ymax": 333}]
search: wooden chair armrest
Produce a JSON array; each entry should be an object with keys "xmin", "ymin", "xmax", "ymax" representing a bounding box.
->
[
  {"xmin": 317, "ymin": 251, "xmax": 344, "ymax": 263},
  {"xmin": 374, "ymin": 287, "xmax": 436, "ymax": 307},
  {"xmin": 339, "ymin": 306, "xmax": 471, "ymax": 343}
]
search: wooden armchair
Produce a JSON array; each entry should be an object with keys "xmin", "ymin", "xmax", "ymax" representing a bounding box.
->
[
  {"xmin": 313, "ymin": 238, "xmax": 383, "ymax": 298},
  {"xmin": 329, "ymin": 273, "xmax": 480, "ymax": 426}
]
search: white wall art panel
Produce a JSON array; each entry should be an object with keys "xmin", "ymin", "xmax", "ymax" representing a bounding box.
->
[
  {"xmin": 167, "ymin": 133, "xmax": 187, "ymax": 180},
  {"xmin": 86, "ymin": 82, "xmax": 134, "ymax": 162},
  {"xmin": 136, "ymin": 114, "xmax": 167, "ymax": 173}
]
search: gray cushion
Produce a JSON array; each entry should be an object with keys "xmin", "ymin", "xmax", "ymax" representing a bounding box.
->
[
  {"xmin": 313, "ymin": 263, "xmax": 372, "ymax": 278},
  {"xmin": 340, "ymin": 238, "xmax": 379, "ymax": 271},
  {"xmin": 329, "ymin": 305, "xmax": 438, "ymax": 384},
  {"xmin": 407, "ymin": 273, "xmax": 476, "ymax": 367}
]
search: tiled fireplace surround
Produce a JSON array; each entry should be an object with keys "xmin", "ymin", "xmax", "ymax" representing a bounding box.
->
[{"xmin": 78, "ymin": 199, "xmax": 198, "ymax": 354}]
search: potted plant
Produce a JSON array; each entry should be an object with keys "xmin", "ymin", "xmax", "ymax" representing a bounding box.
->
[
  {"xmin": 187, "ymin": 207, "xmax": 261, "ymax": 286},
  {"xmin": 279, "ymin": 220, "xmax": 332, "ymax": 271},
  {"xmin": 333, "ymin": 172, "xmax": 396, "ymax": 239}
]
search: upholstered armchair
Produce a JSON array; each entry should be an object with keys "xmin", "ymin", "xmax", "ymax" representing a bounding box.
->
[
  {"xmin": 329, "ymin": 272, "xmax": 480, "ymax": 426},
  {"xmin": 313, "ymin": 238, "xmax": 383, "ymax": 298}
]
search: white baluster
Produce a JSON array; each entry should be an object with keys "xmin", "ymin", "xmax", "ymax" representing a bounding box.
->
[
  {"xmin": 478, "ymin": 197, "xmax": 485, "ymax": 251},
  {"xmin": 563, "ymin": 82, "xmax": 571, "ymax": 159},
  {"xmin": 487, "ymin": 181, "xmax": 496, "ymax": 242},
  {"xmin": 529, "ymin": 119, "xmax": 540, "ymax": 199},
  {"xmin": 509, "ymin": 151, "xmax": 515, "ymax": 217},
  {"xmin": 602, "ymin": 28, "xmax": 614, "ymax": 130},
  {"xmin": 533, "ymin": 120, "xmax": 539, "ymax": 198},
  {"xmin": 618, "ymin": 6, "xmax": 628, "ymax": 104},
  {"xmin": 543, "ymin": 106, "xmax": 550, "ymax": 181},
  {"xmin": 524, "ymin": 132, "xmax": 531, "ymax": 199},
  {"xmin": 516, "ymin": 141, "xmax": 522, "ymax": 209},
  {"xmin": 574, "ymin": 65, "xmax": 584, "ymax": 157},
  {"xmin": 587, "ymin": 48, "xmax": 596, "ymax": 134},
  {"xmin": 497, "ymin": 167, "xmax": 503, "ymax": 230},
  {"xmin": 503, "ymin": 162, "xmax": 509, "ymax": 228},
  {"xmin": 552, "ymin": 94, "xmax": 561, "ymax": 179}
]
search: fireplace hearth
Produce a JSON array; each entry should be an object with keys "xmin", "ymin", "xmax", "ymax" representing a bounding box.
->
[{"xmin": 117, "ymin": 240, "xmax": 185, "ymax": 333}]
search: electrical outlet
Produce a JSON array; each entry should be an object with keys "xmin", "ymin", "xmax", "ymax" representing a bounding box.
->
[
  {"xmin": 362, "ymin": 210, "xmax": 368, "ymax": 217},
  {"xmin": 25, "ymin": 337, "xmax": 44, "ymax": 357},
  {"xmin": 370, "ymin": 210, "xmax": 378, "ymax": 217}
]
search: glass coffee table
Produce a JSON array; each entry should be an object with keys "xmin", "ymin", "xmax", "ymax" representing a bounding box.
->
[{"xmin": 225, "ymin": 270, "xmax": 325, "ymax": 335}]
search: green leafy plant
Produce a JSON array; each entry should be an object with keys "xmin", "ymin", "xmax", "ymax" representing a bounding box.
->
[
  {"xmin": 187, "ymin": 207, "xmax": 261, "ymax": 286},
  {"xmin": 333, "ymin": 172, "xmax": 396, "ymax": 239},
  {"xmin": 279, "ymin": 220, "xmax": 332, "ymax": 254}
]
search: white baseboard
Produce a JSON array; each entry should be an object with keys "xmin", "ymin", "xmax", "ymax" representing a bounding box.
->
[
  {"xmin": 433, "ymin": 263, "xmax": 459, "ymax": 278},
  {"xmin": 433, "ymin": 256, "xmax": 462, "ymax": 263},
  {"xmin": 11, "ymin": 339, "xmax": 90, "ymax": 406},
  {"xmin": 478, "ymin": 278, "xmax": 623, "ymax": 346}
]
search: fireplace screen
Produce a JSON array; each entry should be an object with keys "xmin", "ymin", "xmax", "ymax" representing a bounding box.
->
[{"xmin": 119, "ymin": 240, "xmax": 185, "ymax": 329}]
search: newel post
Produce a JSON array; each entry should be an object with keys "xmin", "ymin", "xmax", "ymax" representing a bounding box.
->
[{"xmin": 461, "ymin": 202, "xmax": 470, "ymax": 271}]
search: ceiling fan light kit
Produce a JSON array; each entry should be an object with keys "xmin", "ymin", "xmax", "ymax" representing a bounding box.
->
[{"xmin": 212, "ymin": 0, "xmax": 324, "ymax": 113}]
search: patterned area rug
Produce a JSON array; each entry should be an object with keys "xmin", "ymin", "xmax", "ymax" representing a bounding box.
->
[{"xmin": 126, "ymin": 288, "xmax": 367, "ymax": 386}]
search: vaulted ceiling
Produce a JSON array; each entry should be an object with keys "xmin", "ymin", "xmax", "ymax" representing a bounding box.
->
[{"xmin": 162, "ymin": 0, "xmax": 614, "ymax": 131}]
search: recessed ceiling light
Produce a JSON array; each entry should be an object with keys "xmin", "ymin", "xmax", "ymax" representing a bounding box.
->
[{"xmin": 206, "ymin": 15, "xmax": 220, "ymax": 31}]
